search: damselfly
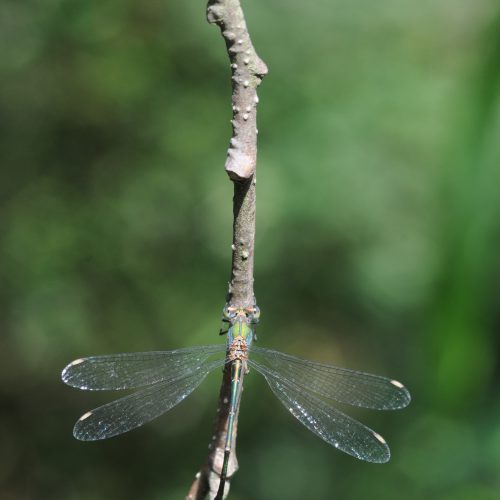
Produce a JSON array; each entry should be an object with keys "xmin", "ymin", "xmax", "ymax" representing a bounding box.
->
[{"xmin": 62, "ymin": 305, "xmax": 410, "ymax": 495}]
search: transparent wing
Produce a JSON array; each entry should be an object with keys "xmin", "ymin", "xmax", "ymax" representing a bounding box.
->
[
  {"xmin": 251, "ymin": 346, "xmax": 410, "ymax": 410},
  {"xmin": 73, "ymin": 358, "xmax": 224, "ymax": 441},
  {"xmin": 249, "ymin": 359, "xmax": 390, "ymax": 463},
  {"xmin": 62, "ymin": 345, "xmax": 226, "ymax": 390}
]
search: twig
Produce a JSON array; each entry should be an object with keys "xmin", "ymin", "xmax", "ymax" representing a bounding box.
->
[
  {"xmin": 186, "ymin": 1, "xmax": 267, "ymax": 498},
  {"xmin": 207, "ymin": 0, "xmax": 268, "ymax": 183}
]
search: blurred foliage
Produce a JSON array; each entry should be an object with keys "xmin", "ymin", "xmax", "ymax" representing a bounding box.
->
[{"xmin": 1, "ymin": 0, "xmax": 499, "ymax": 499}]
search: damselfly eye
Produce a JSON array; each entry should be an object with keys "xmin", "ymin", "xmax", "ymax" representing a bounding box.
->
[
  {"xmin": 222, "ymin": 305, "xmax": 237, "ymax": 321},
  {"xmin": 249, "ymin": 306, "xmax": 260, "ymax": 323}
]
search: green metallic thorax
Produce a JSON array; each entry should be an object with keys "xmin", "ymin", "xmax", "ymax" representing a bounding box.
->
[{"xmin": 229, "ymin": 317, "xmax": 252, "ymax": 340}]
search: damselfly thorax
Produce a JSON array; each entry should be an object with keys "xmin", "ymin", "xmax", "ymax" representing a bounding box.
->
[{"xmin": 227, "ymin": 336, "xmax": 249, "ymax": 362}]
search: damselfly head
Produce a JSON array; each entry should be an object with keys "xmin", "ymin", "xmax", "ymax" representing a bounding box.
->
[{"xmin": 222, "ymin": 303, "xmax": 260, "ymax": 330}]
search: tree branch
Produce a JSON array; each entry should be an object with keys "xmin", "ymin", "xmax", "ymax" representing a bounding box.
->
[
  {"xmin": 207, "ymin": 0, "xmax": 268, "ymax": 182},
  {"xmin": 186, "ymin": 1, "xmax": 267, "ymax": 498}
]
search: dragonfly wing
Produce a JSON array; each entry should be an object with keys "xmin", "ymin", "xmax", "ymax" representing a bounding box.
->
[
  {"xmin": 62, "ymin": 345, "xmax": 226, "ymax": 390},
  {"xmin": 73, "ymin": 359, "xmax": 224, "ymax": 441},
  {"xmin": 250, "ymin": 346, "xmax": 410, "ymax": 410},
  {"xmin": 249, "ymin": 359, "xmax": 390, "ymax": 463}
]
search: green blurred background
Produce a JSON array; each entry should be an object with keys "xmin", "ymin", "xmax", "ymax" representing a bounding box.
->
[{"xmin": 1, "ymin": 0, "xmax": 500, "ymax": 499}]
